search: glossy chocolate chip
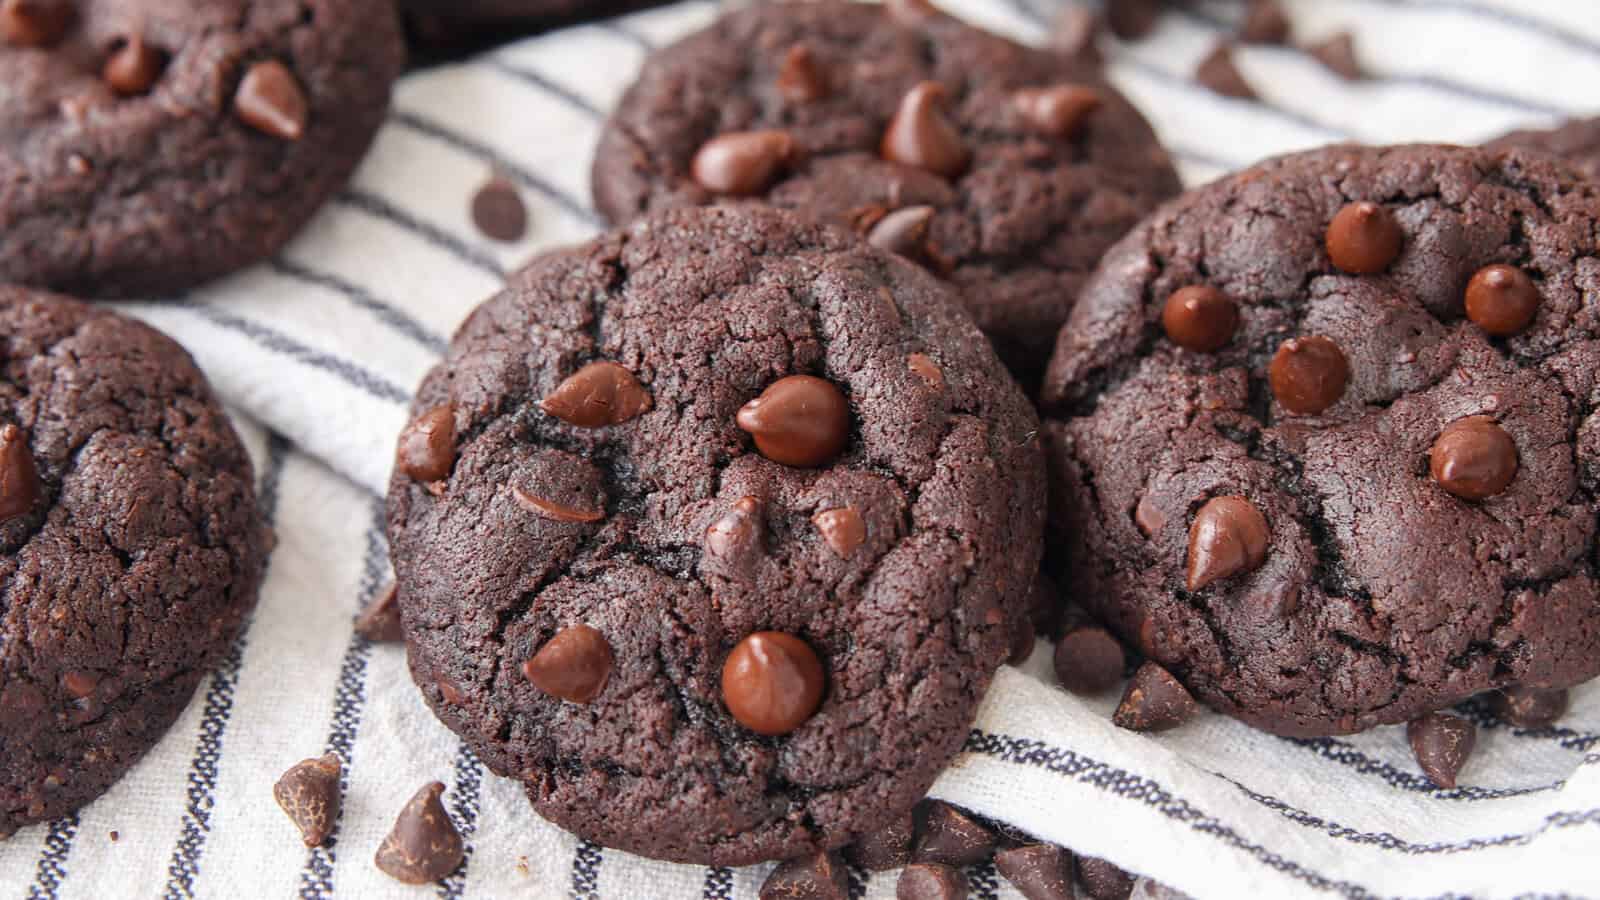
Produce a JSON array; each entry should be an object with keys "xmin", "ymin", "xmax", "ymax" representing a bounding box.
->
[
  {"xmin": 1269, "ymin": 335, "xmax": 1349, "ymax": 415},
  {"xmin": 512, "ymin": 487, "xmax": 604, "ymax": 523},
  {"xmin": 1429, "ymin": 416, "xmax": 1517, "ymax": 500},
  {"xmin": 845, "ymin": 809, "xmax": 915, "ymax": 870},
  {"xmin": 915, "ymin": 800, "xmax": 996, "ymax": 867},
  {"xmin": 1078, "ymin": 856, "xmax": 1136, "ymax": 900},
  {"xmin": 0, "ymin": 424, "xmax": 41, "ymax": 523},
  {"xmin": 1054, "ymin": 625, "xmax": 1126, "ymax": 696},
  {"xmin": 813, "ymin": 507, "xmax": 866, "ymax": 558},
  {"xmin": 374, "ymin": 782, "xmax": 465, "ymax": 884},
  {"xmin": 273, "ymin": 753, "xmax": 342, "ymax": 848},
  {"xmin": 0, "ymin": 0, "xmax": 71, "ymax": 47},
  {"xmin": 396, "ymin": 405, "xmax": 456, "ymax": 483},
  {"xmin": 691, "ymin": 130, "xmax": 794, "ymax": 196},
  {"xmin": 522, "ymin": 624, "xmax": 613, "ymax": 704},
  {"xmin": 1239, "ymin": 0, "xmax": 1290, "ymax": 44},
  {"xmin": 1407, "ymin": 712, "xmax": 1476, "ymax": 789},
  {"xmin": 1326, "ymin": 201, "xmax": 1403, "ymax": 274},
  {"xmin": 995, "ymin": 843, "xmax": 1075, "ymax": 900},
  {"xmin": 103, "ymin": 36, "xmax": 165, "ymax": 96},
  {"xmin": 1162, "ymin": 285, "xmax": 1238, "ymax": 352},
  {"xmin": 759, "ymin": 851, "xmax": 849, "ymax": 900},
  {"xmin": 1113, "ymin": 662, "xmax": 1198, "ymax": 732},
  {"xmin": 721, "ymin": 631, "xmax": 825, "ymax": 735},
  {"xmin": 1195, "ymin": 43, "xmax": 1256, "ymax": 99},
  {"xmin": 540, "ymin": 361, "xmax": 653, "ymax": 428},
  {"xmin": 1134, "ymin": 493, "xmax": 1167, "ymax": 536},
  {"xmin": 881, "ymin": 81, "xmax": 969, "ymax": 178},
  {"xmin": 777, "ymin": 44, "xmax": 829, "ymax": 104},
  {"xmin": 235, "ymin": 60, "xmax": 308, "ymax": 141},
  {"xmin": 1489, "ymin": 685, "xmax": 1569, "ymax": 729},
  {"xmin": 1465, "ymin": 264, "xmax": 1539, "ymax": 336},
  {"xmin": 354, "ymin": 582, "xmax": 404, "ymax": 643},
  {"xmin": 1013, "ymin": 85, "xmax": 1101, "ymax": 137},
  {"xmin": 897, "ymin": 863, "xmax": 968, "ymax": 900},
  {"xmin": 471, "ymin": 176, "xmax": 527, "ymax": 243},
  {"xmin": 1307, "ymin": 32, "xmax": 1362, "ymax": 80},
  {"xmin": 1185, "ymin": 496, "xmax": 1269, "ymax": 591},
  {"xmin": 736, "ymin": 375, "xmax": 850, "ymax": 468},
  {"xmin": 868, "ymin": 205, "xmax": 936, "ymax": 261}
]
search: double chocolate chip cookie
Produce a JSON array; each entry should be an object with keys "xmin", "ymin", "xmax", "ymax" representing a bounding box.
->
[
  {"xmin": 1040, "ymin": 144, "xmax": 1600, "ymax": 737},
  {"xmin": 1486, "ymin": 117, "xmax": 1600, "ymax": 181},
  {"xmin": 0, "ymin": 289, "xmax": 269, "ymax": 834},
  {"xmin": 592, "ymin": 0, "xmax": 1180, "ymax": 393},
  {"xmin": 386, "ymin": 204, "xmax": 1045, "ymax": 865},
  {"xmin": 0, "ymin": 0, "xmax": 404, "ymax": 297}
]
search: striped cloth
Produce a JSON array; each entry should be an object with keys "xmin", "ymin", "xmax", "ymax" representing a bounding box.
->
[{"xmin": 0, "ymin": 1, "xmax": 1595, "ymax": 897}]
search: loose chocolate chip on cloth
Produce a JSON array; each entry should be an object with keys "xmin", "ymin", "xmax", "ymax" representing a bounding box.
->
[
  {"xmin": 386, "ymin": 204, "xmax": 1045, "ymax": 865},
  {"xmin": 0, "ymin": 289, "xmax": 269, "ymax": 835},
  {"xmin": 0, "ymin": 0, "xmax": 404, "ymax": 297},
  {"xmin": 591, "ymin": 0, "xmax": 1180, "ymax": 393},
  {"xmin": 1040, "ymin": 144, "xmax": 1600, "ymax": 737}
]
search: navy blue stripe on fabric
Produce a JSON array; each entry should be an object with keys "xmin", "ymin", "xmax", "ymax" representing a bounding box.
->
[
  {"xmin": 1279, "ymin": 735, "xmax": 1569, "ymax": 801},
  {"xmin": 1358, "ymin": 0, "xmax": 1600, "ymax": 60},
  {"xmin": 161, "ymin": 435, "xmax": 291, "ymax": 900},
  {"xmin": 701, "ymin": 865, "xmax": 734, "ymax": 900},
  {"xmin": 437, "ymin": 744, "xmax": 485, "ymax": 900},
  {"xmin": 569, "ymin": 839, "xmax": 604, "ymax": 900},
  {"xmin": 332, "ymin": 189, "xmax": 508, "ymax": 281},
  {"xmin": 483, "ymin": 59, "xmax": 607, "ymax": 118},
  {"xmin": 23, "ymin": 812, "xmax": 79, "ymax": 900},
  {"xmin": 269, "ymin": 258, "xmax": 451, "ymax": 355},
  {"xmin": 387, "ymin": 109, "xmax": 604, "ymax": 227},
  {"xmin": 298, "ymin": 500, "xmax": 390, "ymax": 900}
]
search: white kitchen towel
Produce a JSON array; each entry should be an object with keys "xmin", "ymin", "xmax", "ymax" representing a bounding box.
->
[{"xmin": 0, "ymin": 0, "xmax": 1596, "ymax": 897}]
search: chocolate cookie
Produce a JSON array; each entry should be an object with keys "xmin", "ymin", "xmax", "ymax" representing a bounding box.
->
[
  {"xmin": 1040, "ymin": 144, "xmax": 1600, "ymax": 737},
  {"xmin": 1486, "ymin": 117, "xmax": 1600, "ymax": 181},
  {"xmin": 386, "ymin": 204, "xmax": 1045, "ymax": 865},
  {"xmin": 591, "ymin": 0, "xmax": 1180, "ymax": 393},
  {"xmin": 0, "ymin": 289, "xmax": 269, "ymax": 834},
  {"xmin": 0, "ymin": 0, "xmax": 404, "ymax": 297}
]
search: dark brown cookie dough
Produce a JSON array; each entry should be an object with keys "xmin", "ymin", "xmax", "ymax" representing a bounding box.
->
[
  {"xmin": 386, "ymin": 204, "xmax": 1045, "ymax": 865},
  {"xmin": 0, "ymin": 0, "xmax": 404, "ymax": 297},
  {"xmin": 1040, "ymin": 144, "xmax": 1600, "ymax": 737},
  {"xmin": 0, "ymin": 289, "xmax": 269, "ymax": 834},
  {"xmin": 1485, "ymin": 117, "xmax": 1600, "ymax": 181},
  {"xmin": 591, "ymin": 0, "xmax": 1180, "ymax": 393}
]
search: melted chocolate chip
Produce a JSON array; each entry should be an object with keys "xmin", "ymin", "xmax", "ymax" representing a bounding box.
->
[
  {"xmin": 706, "ymin": 496, "xmax": 764, "ymax": 560},
  {"xmin": 908, "ymin": 353, "xmax": 944, "ymax": 391},
  {"xmin": 1269, "ymin": 335, "xmax": 1349, "ymax": 415},
  {"xmin": 0, "ymin": 424, "xmax": 41, "ymax": 523},
  {"xmin": 813, "ymin": 507, "xmax": 866, "ymax": 558},
  {"xmin": 470, "ymin": 176, "xmax": 528, "ymax": 243},
  {"xmin": 736, "ymin": 375, "xmax": 851, "ymax": 468},
  {"xmin": 1161, "ymin": 285, "xmax": 1238, "ymax": 352},
  {"xmin": 1113, "ymin": 662, "xmax": 1198, "ymax": 732},
  {"xmin": 374, "ymin": 782, "xmax": 465, "ymax": 884},
  {"xmin": 1429, "ymin": 416, "xmax": 1517, "ymax": 500},
  {"xmin": 511, "ymin": 486, "xmax": 604, "ymax": 523},
  {"xmin": 777, "ymin": 44, "xmax": 829, "ymax": 104},
  {"xmin": 522, "ymin": 624, "xmax": 613, "ymax": 704},
  {"xmin": 1185, "ymin": 495, "xmax": 1269, "ymax": 591},
  {"xmin": 881, "ymin": 81, "xmax": 969, "ymax": 178},
  {"xmin": 691, "ymin": 130, "xmax": 794, "ymax": 196},
  {"xmin": 721, "ymin": 631, "xmax": 825, "ymax": 735},
  {"xmin": 103, "ymin": 37, "xmax": 166, "ymax": 96},
  {"xmin": 1013, "ymin": 85, "xmax": 1101, "ymax": 137},
  {"xmin": 235, "ymin": 61, "xmax": 308, "ymax": 141},
  {"xmin": 1326, "ymin": 201, "xmax": 1403, "ymax": 274},
  {"xmin": 1407, "ymin": 712, "xmax": 1476, "ymax": 789},
  {"xmin": 1054, "ymin": 625, "xmax": 1126, "ymax": 696},
  {"xmin": 759, "ymin": 851, "xmax": 849, "ymax": 900},
  {"xmin": 1465, "ymin": 264, "xmax": 1539, "ymax": 336},
  {"xmin": 396, "ymin": 405, "xmax": 456, "ymax": 484},
  {"xmin": 540, "ymin": 361, "xmax": 653, "ymax": 428},
  {"xmin": 274, "ymin": 753, "xmax": 342, "ymax": 848},
  {"xmin": 868, "ymin": 205, "xmax": 936, "ymax": 262},
  {"xmin": 61, "ymin": 671, "xmax": 97, "ymax": 700}
]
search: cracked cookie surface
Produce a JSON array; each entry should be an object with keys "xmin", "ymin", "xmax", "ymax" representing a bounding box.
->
[
  {"xmin": 0, "ymin": 0, "xmax": 403, "ymax": 297},
  {"xmin": 385, "ymin": 204, "xmax": 1045, "ymax": 865},
  {"xmin": 0, "ymin": 289, "xmax": 269, "ymax": 834},
  {"xmin": 1040, "ymin": 144, "xmax": 1600, "ymax": 737},
  {"xmin": 591, "ymin": 0, "xmax": 1180, "ymax": 394}
]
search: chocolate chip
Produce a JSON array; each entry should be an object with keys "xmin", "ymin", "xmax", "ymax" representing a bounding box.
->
[
  {"xmin": 995, "ymin": 843, "xmax": 1075, "ymax": 900},
  {"xmin": 1161, "ymin": 285, "xmax": 1238, "ymax": 353},
  {"xmin": 868, "ymin": 205, "xmax": 936, "ymax": 262},
  {"xmin": 915, "ymin": 800, "xmax": 995, "ymax": 867},
  {"xmin": 436, "ymin": 676, "xmax": 463, "ymax": 706},
  {"xmin": 1185, "ymin": 495, "xmax": 1269, "ymax": 591},
  {"xmin": 1008, "ymin": 617, "xmax": 1036, "ymax": 665},
  {"xmin": 1078, "ymin": 856, "xmax": 1135, "ymax": 900},
  {"xmin": 1049, "ymin": 5, "xmax": 1103, "ymax": 64},
  {"xmin": 1306, "ymin": 32, "xmax": 1362, "ymax": 80},
  {"xmin": 1269, "ymin": 335, "xmax": 1349, "ymax": 415},
  {"xmin": 0, "ymin": 0, "xmax": 71, "ymax": 47},
  {"xmin": 736, "ymin": 375, "xmax": 851, "ymax": 468},
  {"xmin": 470, "ymin": 176, "xmax": 527, "ymax": 243},
  {"xmin": 1407, "ymin": 712, "xmax": 1476, "ymax": 789},
  {"xmin": 881, "ymin": 81, "xmax": 969, "ymax": 178},
  {"xmin": 522, "ymin": 624, "xmax": 613, "ymax": 704},
  {"xmin": 1014, "ymin": 85, "xmax": 1101, "ymax": 138},
  {"xmin": 1195, "ymin": 43, "xmax": 1256, "ymax": 99},
  {"xmin": 355, "ymin": 582, "xmax": 404, "ymax": 643},
  {"xmin": 1489, "ymin": 685, "xmax": 1569, "ymax": 729},
  {"xmin": 897, "ymin": 863, "xmax": 968, "ymax": 900},
  {"xmin": 759, "ymin": 851, "xmax": 849, "ymax": 900},
  {"xmin": 1134, "ymin": 493, "xmax": 1167, "ymax": 536},
  {"xmin": 706, "ymin": 496, "xmax": 764, "ymax": 560},
  {"xmin": 0, "ymin": 424, "xmax": 41, "ymax": 523},
  {"xmin": 1113, "ymin": 662, "xmax": 1198, "ymax": 732},
  {"xmin": 848, "ymin": 203, "xmax": 890, "ymax": 234},
  {"xmin": 1239, "ymin": 0, "xmax": 1290, "ymax": 45},
  {"xmin": 845, "ymin": 809, "xmax": 915, "ymax": 870},
  {"xmin": 778, "ymin": 44, "xmax": 829, "ymax": 104},
  {"xmin": 813, "ymin": 507, "xmax": 866, "ymax": 558},
  {"xmin": 1326, "ymin": 201, "xmax": 1403, "ymax": 274},
  {"xmin": 102, "ymin": 36, "xmax": 165, "ymax": 96},
  {"xmin": 61, "ymin": 671, "xmax": 97, "ymax": 700},
  {"xmin": 1465, "ymin": 264, "xmax": 1539, "ymax": 336},
  {"xmin": 1429, "ymin": 416, "xmax": 1517, "ymax": 500},
  {"xmin": 512, "ymin": 486, "xmax": 604, "ymax": 523},
  {"xmin": 540, "ymin": 361, "xmax": 653, "ymax": 428},
  {"xmin": 235, "ymin": 60, "xmax": 308, "ymax": 141},
  {"xmin": 908, "ymin": 353, "xmax": 944, "ymax": 391},
  {"xmin": 374, "ymin": 782, "xmax": 465, "ymax": 885},
  {"xmin": 396, "ymin": 405, "xmax": 456, "ymax": 483},
  {"xmin": 691, "ymin": 130, "xmax": 795, "ymax": 196},
  {"xmin": 1105, "ymin": 0, "xmax": 1161, "ymax": 41},
  {"xmin": 721, "ymin": 631, "xmax": 825, "ymax": 735},
  {"xmin": 1054, "ymin": 625, "xmax": 1126, "ymax": 696},
  {"xmin": 273, "ymin": 753, "xmax": 342, "ymax": 848}
]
